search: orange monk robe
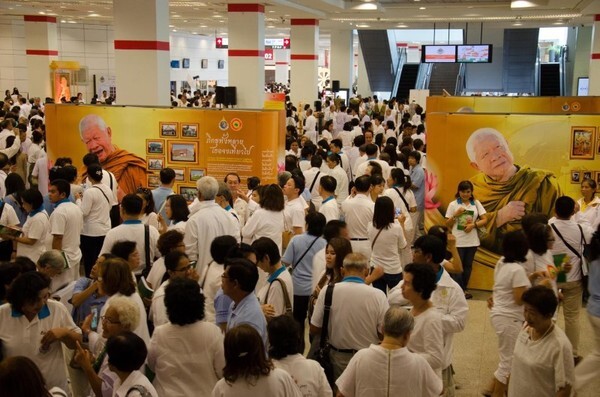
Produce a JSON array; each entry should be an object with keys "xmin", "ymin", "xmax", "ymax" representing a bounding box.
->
[{"xmin": 100, "ymin": 146, "xmax": 148, "ymax": 195}]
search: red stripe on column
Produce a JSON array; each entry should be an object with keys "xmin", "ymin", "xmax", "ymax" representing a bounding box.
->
[
  {"xmin": 291, "ymin": 19, "xmax": 319, "ymax": 26},
  {"xmin": 595, "ymin": 15, "xmax": 600, "ymax": 21},
  {"xmin": 114, "ymin": 40, "xmax": 170, "ymax": 50},
  {"xmin": 591, "ymin": 53, "xmax": 600, "ymax": 59},
  {"xmin": 275, "ymin": 62, "xmax": 288, "ymax": 65},
  {"xmin": 24, "ymin": 15, "xmax": 57, "ymax": 23},
  {"xmin": 228, "ymin": 4, "xmax": 265, "ymax": 13},
  {"xmin": 229, "ymin": 49, "xmax": 265, "ymax": 57},
  {"xmin": 291, "ymin": 54, "xmax": 318, "ymax": 60},
  {"xmin": 26, "ymin": 49, "xmax": 58, "ymax": 56}
]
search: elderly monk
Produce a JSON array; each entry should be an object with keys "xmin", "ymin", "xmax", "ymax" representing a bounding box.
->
[
  {"xmin": 466, "ymin": 128, "xmax": 561, "ymax": 253},
  {"xmin": 79, "ymin": 114, "xmax": 147, "ymax": 198}
]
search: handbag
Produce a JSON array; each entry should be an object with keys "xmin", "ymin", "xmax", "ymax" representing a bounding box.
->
[
  {"xmin": 314, "ymin": 284, "xmax": 335, "ymax": 385},
  {"xmin": 264, "ymin": 277, "xmax": 293, "ymax": 318}
]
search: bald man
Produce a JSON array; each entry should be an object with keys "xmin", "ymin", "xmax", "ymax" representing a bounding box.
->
[{"xmin": 79, "ymin": 114, "xmax": 147, "ymax": 197}]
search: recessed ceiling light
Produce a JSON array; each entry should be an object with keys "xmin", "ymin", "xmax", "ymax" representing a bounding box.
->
[
  {"xmin": 172, "ymin": 29, "xmax": 177, "ymax": 32},
  {"xmin": 38, "ymin": 11, "xmax": 45, "ymax": 15},
  {"xmin": 267, "ymin": 25, "xmax": 275, "ymax": 28},
  {"xmin": 200, "ymin": 25, "xmax": 207, "ymax": 28},
  {"xmin": 183, "ymin": 20, "xmax": 188, "ymax": 22},
  {"xmin": 169, "ymin": 25, "xmax": 174, "ymax": 27},
  {"xmin": 192, "ymin": 32, "xmax": 197, "ymax": 34},
  {"xmin": 89, "ymin": 14, "xmax": 100, "ymax": 17},
  {"xmin": 419, "ymin": 7, "xmax": 426, "ymax": 10},
  {"xmin": 61, "ymin": 20, "xmax": 66, "ymax": 23},
  {"xmin": 513, "ymin": 22, "xmax": 523, "ymax": 26}
]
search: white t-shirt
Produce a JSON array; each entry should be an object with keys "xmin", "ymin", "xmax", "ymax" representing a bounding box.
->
[
  {"xmin": 146, "ymin": 257, "xmax": 165, "ymax": 291},
  {"xmin": 407, "ymin": 308, "xmax": 444, "ymax": 376},
  {"xmin": 150, "ymin": 279, "xmax": 169, "ymax": 327},
  {"xmin": 491, "ymin": 259, "xmax": 531, "ymax": 321},
  {"xmin": 319, "ymin": 197, "xmax": 339, "ymax": 223},
  {"xmin": 367, "ymin": 221, "xmax": 407, "ymax": 274},
  {"xmin": 148, "ymin": 321, "xmax": 225, "ymax": 397},
  {"xmin": 32, "ymin": 154, "xmax": 49, "ymax": 196},
  {"xmin": 256, "ymin": 269, "xmax": 294, "ymax": 317},
  {"xmin": 49, "ymin": 201, "xmax": 83, "ymax": 270},
  {"xmin": 77, "ymin": 184, "xmax": 111, "ymax": 236},
  {"xmin": 328, "ymin": 165, "xmax": 349, "ymax": 203},
  {"xmin": 113, "ymin": 370, "xmax": 158, "ymax": 397},
  {"xmin": 211, "ymin": 367, "xmax": 302, "ymax": 397},
  {"xmin": 201, "ymin": 261, "xmax": 224, "ymax": 324},
  {"xmin": 445, "ymin": 199, "xmax": 486, "ymax": 247},
  {"xmin": 336, "ymin": 345, "xmax": 442, "ymax": 397},
  {"xmin": 284, "ymin": 197, "xmax": 305, "ymax": 231},
  {"xmin": 241, "ymin": 208, "xmax": 285, "ymax": 253},
  {"xmin": 274, "ymin": 354, "xmax": 332, "ymax": 397},
  {"xmin": 100, "ymin": 221, "xmax": 160, "ymax": 274},
  {"xmin": 17, "ymin": 210, "xmax": 51, "ymax": 262}
]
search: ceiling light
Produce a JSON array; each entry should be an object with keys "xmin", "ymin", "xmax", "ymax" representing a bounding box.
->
[
  {"xmin": 356, "ymin": 24, "xmax": 370, "ymax": 28},
  {"xmin": 397, "ymin": 24, "xmax": 408, "ymax": 28},
  {"xmin": 419, "ymin": 7, "xmax": 426, "ymax": 10},
  {"xmin": 172, "ymin": 29, "xmax": 177, "ymax": 32},
  {"xmin": 200, "ymin": 25, "xmax": 207, "ymax": 28},
  {"xmin": 61, "ymin": 20, "xmax": 66, "ymax": 23},
  {"xmin": 353, "ymin": 4, "xmax": 378, "ymax": 11},
  {"xmin": 513, "ymin": 22, "xmax": 523, "ymax": 26},
  {"xmin": 89, "ymin": 14, "xmax": 100, "ymax": 17},
  {"xmin": 38, "ymin": 11, "xmax": 45, "ymax": 15},
  {"xmin": 192, "ymin": 32, "xmax": 197, "ymax": 34},
  {"xmin": 511, "ymin": 0, "xmax": 549, "ymax": 8},
  {"xmin": 267, "ymin": 25, "xmax": 275, "ymax": 28},
  {"xmin": 169, "ymin": 25, "xmax": 174, "ymax": 27}
]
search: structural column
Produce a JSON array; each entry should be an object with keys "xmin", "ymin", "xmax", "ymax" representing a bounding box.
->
[
  {"xmin": 228, "ymin": 4, "xmax": 265, "ymax": 108},
  {"xmin": 24, "ymin": 15, "xmax": 58, "ymax": 100},
  {"xmin": 589, "ymin": 15, "xmax": 600, "ymax": 95},
  {"xmin": 330, "ymin": 30, "xmax": 353, "ymax": 90},
  {"xmin": 113, "ymin": 0, "xmax": 170, "ymax": 106},
  {"xmin": 274, "ymin": 49, "xmax": 289, "ymax": 84},
  {"xmin": 290, "ymin": 19, "xmax": 319, "ymax": 106}
]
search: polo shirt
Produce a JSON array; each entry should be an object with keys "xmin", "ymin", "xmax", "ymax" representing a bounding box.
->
[
  {"xmin": 151, "ymin": 186, "xmax": 174, "ymax": 221},
  {"xmin": 227, "ymin": 292, "xmax": 268, "ymax": 347},
  {"xmin": 282, "ymin": 233, "xmax": 326, "ymax": 296},
  {"xmin": 50, "ymin": 199, "xmax": 83, "ymax": 271}
]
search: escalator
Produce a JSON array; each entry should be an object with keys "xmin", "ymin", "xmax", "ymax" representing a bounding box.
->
[
  {"xmin": 539, "ymin": 64, "xmax": 560, "ymax": 96},
  {"xmin": 395, "ymin": 64, "xmax": 420, "ymax": 99}
]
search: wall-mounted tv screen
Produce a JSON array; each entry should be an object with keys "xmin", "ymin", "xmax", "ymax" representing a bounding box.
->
[
  {"xmin": 422, "ymin": 45, "xmax": 456, "ymax": 63},
  {"xmin": 457, "ymin": 44, "xmax": 492, "ymax": 63}
]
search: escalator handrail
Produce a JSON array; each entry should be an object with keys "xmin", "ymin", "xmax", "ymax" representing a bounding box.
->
[{"xmin": 391, "ymin": 48, "xmax": 407, "ymax": 98}]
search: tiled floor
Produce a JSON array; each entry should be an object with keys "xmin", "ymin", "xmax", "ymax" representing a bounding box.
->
[{"xmin": 453, "ymin": 291, "xmax": 599, "ymax": 396}]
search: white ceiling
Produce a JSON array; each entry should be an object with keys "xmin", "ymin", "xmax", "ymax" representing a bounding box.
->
[{"xmin": 0, "ymin": 0, "xmax": 596, "ymax": 36}]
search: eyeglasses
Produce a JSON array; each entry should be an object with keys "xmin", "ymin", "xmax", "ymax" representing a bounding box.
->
[
  {"xmin": 101, "ymin": 316, "xmax": 121, "ymax": 325},
  {"xmin": 174, "ymin": 264, "xmax": 193, "ymax": 273}
]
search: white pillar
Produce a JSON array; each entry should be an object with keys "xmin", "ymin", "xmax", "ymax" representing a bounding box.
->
[
  {"xmin": 113, "ymin": 0, "xmax": 170, "ymax": 106},
  {"xmin": 290, "ymin": 19, "xmax": 319, "ymax": 107},
  {"xmin": 588, "ymin": 15, "xmax": 600, "ymax": 95},
  {"xmin": 274, "ymin": 49, "xmax": 289, "ymax": 84},
  {"xmin": 24, "ymin": 15, "xmax": 58, "ymax": 100},
  {"xmin": 228, "ymin": 3, "xmax": 265, "ymax": 108},
  {"xmin": 330, "ymin": 30, "xmax": 353, "ymax": 89}
]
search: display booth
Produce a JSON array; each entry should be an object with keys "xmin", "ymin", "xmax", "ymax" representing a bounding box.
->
[
  {"xmin": 425, "ymin": 96, "xmax": 600, "ymax": 290},
  {"xmin": 50, "ymin": 61, "xmax": 81, "ymax": 103},
  {"xmin": 45, "ymin": 105, "xmax": 285, "ymax": 198}
]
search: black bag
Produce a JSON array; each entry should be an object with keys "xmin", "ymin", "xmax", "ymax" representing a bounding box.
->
[
  {"xmin": 314, "ymin": 284, "xmax": 335, "ymax": 385},
  {"xmin": 108, "ymin": 172, "xmax": 121, "ymax": 228}
]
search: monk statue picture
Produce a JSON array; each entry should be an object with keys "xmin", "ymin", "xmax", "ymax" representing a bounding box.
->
[
  {"xmin": 79, "ymin": 114, "xmax": 147, "ymax": 198},
  {"xmin": 466, "ymin": 128, "xmax": 562, "ymax": 253}
]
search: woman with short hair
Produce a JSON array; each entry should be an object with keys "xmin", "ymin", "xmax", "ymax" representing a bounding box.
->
[
  {"xmin": 242, "ymin": 183, "xmax": 285, "ymax": 251},
  {"xmin": 149, "ymin": 277, "xmax": 224, "ymax": 396},
  {"xmin": 136, "ymin": 187, "xmax": 159, "ymax": 230},
  {"xmin": 146, "ymin": 230, "xmax": 185, "ymax": 290},
  {"xmin": 212, "ymin": 324, "xmax": 302, "ymax": 396},
  {"xmin": 157, "ymin": 194, "xmax": 189, "ymax": 234}
]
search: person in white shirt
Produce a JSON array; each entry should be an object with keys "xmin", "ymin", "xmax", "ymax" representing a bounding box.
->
[
  {"xmin": 319, "ymin": 176, "xmax": 340, "ymax": 223},
  {"xmin": 100, "ymin": 194, "xmax": 159, "ymax": 276},
  {"xmin": 350, "ymin": 118, "xmax": 362, "ymax": 140},
  {"xmin": 225, "ymin": 172, "xmax": 248, "ymax": 228},
  {"xmin": 330, "ymin": 139, "xmax": 352, "ymax": 182},
  {"xmin": 303, "ymin": 108, "xmax": 318, "ymax": 144},
  {"xmin": 338, "ymin": 123, "xmax": 354, "ymax": 150},
  {"xmin": 325, "ymin": 153, "xmax": 349, "ymax": 204},
  {"xmin": 388, "ymin": 235, "xmax": 468, "ymax": 397},
  {"xmin": 28, "ymin": 130, "xmax": 45, "ymax": 185},
  {"xmin": 215, "ymin": 182, "xmax": 242, "ymax": 237},
  {"xmin": 341, "ymin": 176, "xmax": 374, "ymax": 259},
  {"xmin": 242, "ymin": 184, "xmax": 285, "ymax": 252},
  {"xmin": 268, "ymin": 315, "xmax": 332, "ymax": 397},
  {"xmin": 303, "ymin": 156, "xmax": 325, "ymax": 211},
  {"xmin": 286, "ymin": 140, "xmax": 301, "ymax": 158},
  {"xmin": 48, "ymin": 179, "xmax": 83, "ymax": 283},
  {"xmin": 383, "ymin": 169, "xmax": 416, "ymax": 265},
  {"xmin": 574, "ymin": 178, "xmax": 600, "ymax": 231},
  {"xmin": 298, "ymin": 146, "xmax": 313, "ymax": 172},
  {"xmin": 148, "ymin": 277, "xmax": 224, "ymax": 397},
  {"xmin": 106, "ymin": 332, "xmax": 159, "ymax": 397},
  {"xmin": 76, "ymin": 164, "xmax": 111, "ymax": 277},
  {"xmin": 373, "ymin": 115, "xmax": 385, "ymax": 138},
  {"xmin": 283, "ymin": 174, "xmax": 306, "ymax": 237},
  {"xmin": 82, "ymin": 153, "xmax": 119, "ymax": 209},
  {"xmin": 12, "ymin": 188, "xmax": 51, "ymax": 263},
  {"xmin": 0, "ymin": 152, "xmax": 9, "ymax": 199},
  {"xmin": 321, "ymin": 119, "xmax": 334, "ymax": 143},
  {"xmin": 336, "ymin": 305, "xmax": 442, "ymax": 397},
  {"xmin": 366, "ymin": 196, "xmax": 407, "ymax": 293},
  {"xmin": 253, "ymin": 237, "xmax": 294, "ymax": 319},
  {"xmin": 310, "ymin": 253, "xmax": 389, "ymax": 380},
  {"xmin": 184, "ymin": 176, "xmax": 240, "ymax": 277},
  {"xmin": 549, "ymin": 196, "xmax": 594, "ymax": 363},
  {"xmin": 355, "ymin": 144, "xmax": 391, "ymax": 181}
]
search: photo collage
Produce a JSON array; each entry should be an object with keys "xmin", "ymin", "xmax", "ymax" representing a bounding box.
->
[
  {"xmin": 146, "ymin": 122, "xmax": 204, "ymax": 202},
  {"xmin": 569, "ymin": 126, "xmax": 600, "ymax": 185}
]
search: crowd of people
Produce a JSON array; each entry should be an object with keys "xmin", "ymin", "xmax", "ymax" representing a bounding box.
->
[{"xmin": 0, "ymin": 89, "xmax": 599, "ymax": 397}]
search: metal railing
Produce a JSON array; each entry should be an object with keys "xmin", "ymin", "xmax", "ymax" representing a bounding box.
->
[
  {"xmin": 455, "ymin": 63, "xmax": 466, "ymax": 95},
  {"xmin": 415, "ymin": 63, "xmax": 433, "ymax": 90},
  {"xmin": 391, "ymin": 48, "xmax": 407, "ymax": 97}
]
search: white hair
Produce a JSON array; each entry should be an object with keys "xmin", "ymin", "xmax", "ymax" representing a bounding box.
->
[
  {"xmin": 465, "ymin": 128, "xmax": 509, "ymax": 162},
  {"xmin": 196, "ymin": 176, "xmax": 219, "ymax": 201},
  {"xmin": 342, "ymin": 253, "xmax": 369, "ymax": 271},
  {"xmin": 79, "ymin": 114, "xmax": 108, "ymax": 140},
  {"xmin": 384, "ymin": 305, "xmax": 415, "ymax": 338},
  {"xmin": 38, "ymin": 250, "xmax": 66, "ymax": 272},
  {"xmin": 107, "ymin": 296, "xmax": 140, "ymax": 331}
]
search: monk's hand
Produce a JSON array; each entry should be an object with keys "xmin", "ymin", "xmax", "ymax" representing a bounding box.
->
[{"xmin": 496, "ymin": 201, "xmax": 526, "ymax": 227}]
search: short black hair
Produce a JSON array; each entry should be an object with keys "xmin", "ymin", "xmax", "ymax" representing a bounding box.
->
[
  {"xmin": 522, "ymin": 285, "xmax": 558, "ymax": 318},
  {"xmin": 413, "ymin": 235, "xmax": 446, "ymax": 264},
  {"xmin": 166, "ymin": 195, "xmax": 190, "ymax": 223},
  {"xmin": 330, "ymin": 139, "xmax": 343, "ymax": 149},
  {"xmin": 121, "ymin": 194, "xmax": 143, "ymax": 215},
  {"xmin": 61, "ymin": 165, "xmax": 78, "ymax": 183},
  {"xmin": 267, "ymin": 315, "xmax": 302, "ymax": 359},
  {"xmin": 224, "ymin": 258, "xmax": 258, "ymax": 293},
  {"xmin": 365, "ymin": 144, "xmax": 378, "ymax": 156},
  {"xmin": 110, "ymin": 240, "xmax": 137, "ymax": 261},
  {"xmin": 165, "ymin": 277, "xmax": 205, "ymax": 325},
  {"xmin": 555, "ymin": 196, "xmax": 575, "ymax": 218},
  {"xmin": 353, "ymin": 135, "xmax": 365, "ymax": 147},
  {"xmin": 106, "ymin": 332, "xmax": 147, "ymax": 372},
  {"xmin": 327, "ymin": 152, "xmax": 340, "ymax": 165},
  {"xmin": 251, "ymin": 237, "xmax": 281, "ymax": 266},
  {"xmin": 49, "ymin": 179, "xmax": 70, "ymax": 197},
  {"xmin": 82, "ymin": 153, "xmax": 100, "ymax": 167},
  {"xmin": 289, "ymin": 174, "xmax": 305, "ymax": 194},
  {"xmin": 247, "ymin": 176, "xmax": 261, "ymax": 190},
  {"xmin": 164, "ymin": 251, "xmax": 189, "ymax": 273},
  {"xmin": 306, "ymin": 212, "xmax": 326, "ymax": 236},
  {"xmin": 319, "ymin": 175, "xmax": 337, "ymax": 193},
  {"xmin": 373, "ymin": 196, "xmax": 395, "ymax": 229},
  {"xmin": 211, "ymin": 235, "xmax": 239, "ymax": 265},
  {"xmin": 21, "ymin": 188, "xmax": 43, "ymax": 209},
  {"xmin": 502, "ymin": 231, "xmax": 529, "ymax": 263},
  {"xmin": 160, "ymin": 168, "xmax": 176, "ymax": 184},
  {"xmin": 354, "ymin": 175, "xmax": 371, "ymax": 192},
  {"xmin": 310, "ymin": 155, "xmax": 323, "ymax": 168},
  {"xmin": 521, "ymin": 213, "xmax": 549, "ymax": 235},
  {"xmin": 323, "ymin": 220, "xmax": 347, "ymax": 242},
  {"xmin": 0, "ymin": 262, "xmax": 20, "ymax": 302},
  {"xmin": 403, "ymin": 263, "xmax": 437, "ymax": 300},
  {"xmin": 0, "ymin": 153, "xmax": 8, "ymax": 169},
  {"xmin": 408, "ymin": 150, "xmax": 421, "ymax": 162},
  {"xmin": 6, "ymin": 272, "xmax": 51, "ymax": 312}
]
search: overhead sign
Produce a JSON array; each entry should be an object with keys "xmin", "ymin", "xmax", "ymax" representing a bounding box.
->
[{"xmin": 216, "ymin": 37, "xmax": 290, "ymax": 49}]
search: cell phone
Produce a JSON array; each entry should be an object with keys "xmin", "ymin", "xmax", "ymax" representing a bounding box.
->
[
  {"xmin": 189, "ymin": 260, "xmax": 198, "ymax": 269},
  {"xmin": 90, "ymin": 306, "xmax": 99, "ymax": 331},
  {"xmin": 395, "ymin": 207, "xmax": 402, "ymax": 217}
]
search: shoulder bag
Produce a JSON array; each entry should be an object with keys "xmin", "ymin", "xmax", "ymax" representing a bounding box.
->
[
  {"xmin": 107, "ymin": 173, "xmax": 121, "ymax": 228},
  {"xmin": 291, "ymin": 236, "xmax": 320, "ymax": 273},
  {"xmin": 393, "ymin": 187, "xmax": 416, "ymax": 213},
  {"xmin": 264, "ymin": 277, "xmax": 293, "ymax": 317},
  {"xmin": 551, "ymin": 223, "xmax": 589, "ymax": 276},
  {"xmin": 314, "ymin": 284, "xmax": 335, "ymax": 386}
]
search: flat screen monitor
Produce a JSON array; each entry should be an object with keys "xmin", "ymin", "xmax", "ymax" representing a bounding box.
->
[
  {"xmin": 422, "ymin": 45, "xmax": 456, "ymax": 63},
  {"xmin": 457, "ymin": 45, "xmax": 493, "ymax": 63}
]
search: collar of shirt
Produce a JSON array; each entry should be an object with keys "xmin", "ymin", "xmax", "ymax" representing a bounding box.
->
[
  {"xmin": 457, "ymin": 197, "xmax": 475, "ymax": 205},
  {"xmin": 231, "ymin": 292, "xmax": 259, "ymax": 313},
  {"xmin": 268, "ymin": 266, "xmax": 287, "ymax": 283},
  {"xmin": 123, "ymin": 219, "xmax": 142, "ymax": 225},
  {"xmin": 323, "ymin": 196, "xmax": 335, "ymax": 204},
  {"xmin": 437, "ymin": 267, "xmax": 458, "ymax": 288},
  {"xmin": 436, "ymin": 266, "xmax": 444, "ymax": 283},
  {"xmin": 225, "ymin": 205, "xmax": 232, "ymax": 211},
  {"xmin": 11, "ymin": 303, "xmax": 50, "ymax": 319},
  {"xmin": 29, "ymin": 205, "xmax": 45, "ymax": 217},
  {"xmin": 342, "ymin": 276, "xmax": 365, "ymax": 284},
  {"xmin": 54, "ymin": 198, "xmax": 70, "ymax": 207}
]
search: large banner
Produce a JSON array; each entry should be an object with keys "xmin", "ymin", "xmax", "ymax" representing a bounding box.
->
[
  {"xmin": 426, "ymin": 100, "xmax": 600, "ymax": 290},
  {"xmin": 45, "ymin": 105, "xmax": 285, "ymax": 199}
]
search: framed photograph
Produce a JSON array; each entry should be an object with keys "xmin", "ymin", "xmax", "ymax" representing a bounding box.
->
[
  {"xmin": 148, "ymin": 173, "xmax": 160, "ymax": 188},
  {"xmin": 218, "ymin": 59, "xmax": 225, "ymax": 69},
  {"xmin": 173, "ymin": 168, "xmax": 185, "ymax": 182},
  {"xmin": 147, "ymin": 156, "xmax": 165, "ymax": 171},
  {"xmin": 597, "ymin": 135, "xmax": 600, "ymax": 155},
  {"xmin": 596, "ymin": 171, "xmax": 600, "ymax": 185},
  {"xmin": 168, "ymin": 141, "xmax": 198, "ymax": 163},
  {"xmin": 181, "ymin": 123, "xmax": 199, "ymax": 138},
  {"xmin": 182, "ymin": 58, "xmax": 190, "ymax": 69},
  {"xmin": 160, "ymin": 122, "xmax": 178, "ymax": 138},
  {"xmin": 201, "ymin": 59, "xmax": 208, "ymax": 69},
  {"xmin": 570, "ymin": 126, "xmax": 596, "ymax": 160},
  {"xmin": 583, "ymin": 171, "xmax": 593, "ymax": 181},
  {"xmin": 189, "ymin": 169, "xmax": 205, "ymax": 182},
  {"xmin": 146, "ymin": 139, "xmax": 164, "ymax": 155},
  {"xmin": 179, "ymin": 186, "xmax": 197, "ymax": 202}
]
